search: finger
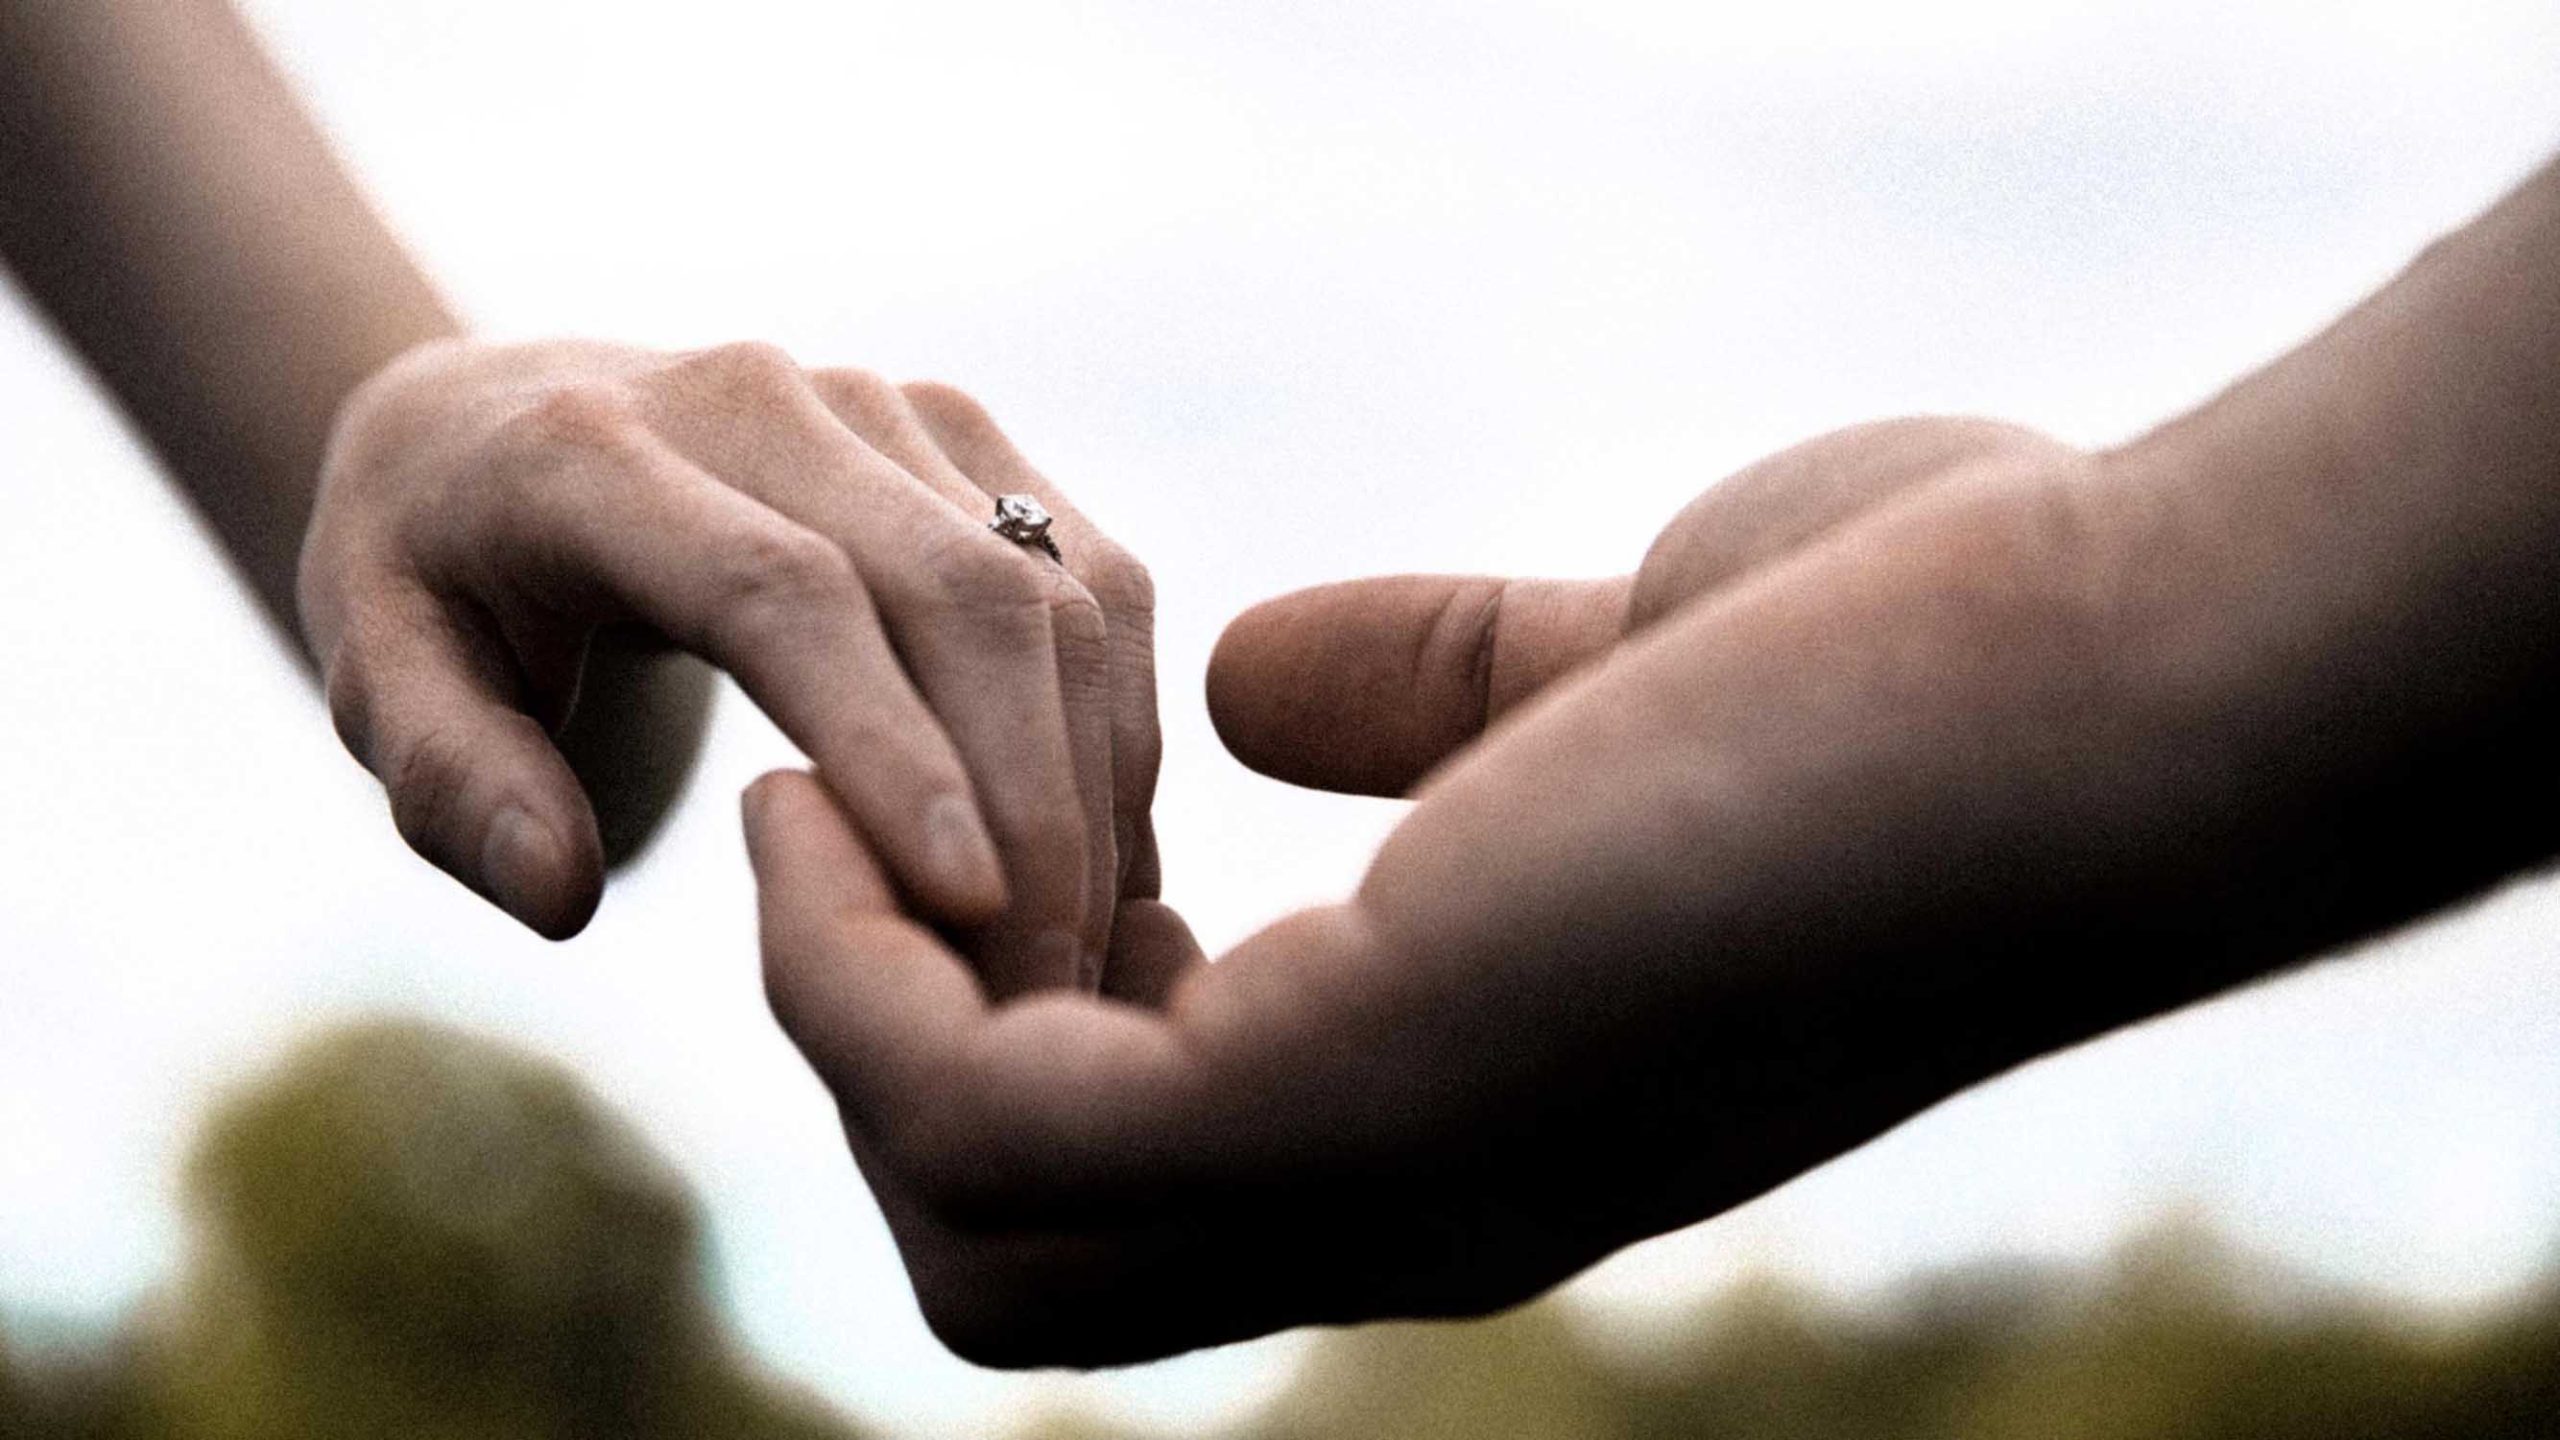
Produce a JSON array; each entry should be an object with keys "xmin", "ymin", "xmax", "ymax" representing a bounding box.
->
[
  {"xmin": 476, "ymin": 404, "xmax": 1008, "ymax": 923},
  {"xmin": 902, "ymin": 380, "xmax": 1163, "ymax": 902},
  {"xmin": 1630, "ymin": 416, "xmax": 2079, "ymax": 627},
  {"xmin": 748, "ymin": 769, "xmax": 990, "ymax": 1096},
  {"xmin": 642, "ymin": 350, "xmax": 1090, "ymax": 993},
  {"xmin": 1098, "ymin": 899, "xmax": 1208, "ymax": 1010},
  {"xmin": 1205, "ymin": 420, "xmax": 2081, "ymax": 801},
  {"xmin": 1206, "ymin": 574, "xmax": 1630, "ymax": 796},
  {"xmin": 746, "ymin": 770, "xmax": 1201, "ymax": 1199},
  {"xmin": 751, "ymin": 771, "xmax": 1411, "ymax": 1363},
  {"xmin": 321, "ymin": 582, "xmax": 603, "ymax": 938},
  {"xmin": 811, "ymin": 370, "xmax": 1117, "ymax": 980}
]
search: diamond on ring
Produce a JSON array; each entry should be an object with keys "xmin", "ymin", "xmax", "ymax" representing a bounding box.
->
[{"xmin": 990, "ymin": 493, "xmax": 1062, "ymax": 562}]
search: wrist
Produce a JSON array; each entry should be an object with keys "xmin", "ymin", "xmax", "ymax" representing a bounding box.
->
[
  {"xmin": 2102, "ymin": 181, "xmax": 2560, "ymax": 761},
  {"xmin": 2087, "ymin": 164, "xmax": 2560, "ymax": 971}
]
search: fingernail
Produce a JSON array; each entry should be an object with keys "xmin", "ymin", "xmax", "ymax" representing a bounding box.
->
[
  {"xmin": 923, "ymin": 794, "xmax": 1004, "ymax": 905},
  {"xmin": 482, "ymin": 806, "xmax": 560, "ymax": 930}
]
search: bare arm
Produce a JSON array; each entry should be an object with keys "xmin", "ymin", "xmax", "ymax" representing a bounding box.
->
[
  {"xmin": 750, "ymin": 157, "xmax": 2560, "ymax": 1364},
  {"xmin": 0, "ymin": 0, "xmax": 720, "ymax": 895},
  {"xmin": 0, "ymin": 0, "xmax": 455, "ymax": 636},
  {"xmin": 0, "ymin": 4, "xmax": 1157, "ymax": 951}
]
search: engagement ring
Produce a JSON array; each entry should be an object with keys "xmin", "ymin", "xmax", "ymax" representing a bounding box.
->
[{"xmin": 990, "ymin": 493, "xmax": 1062, "ymax": 563}]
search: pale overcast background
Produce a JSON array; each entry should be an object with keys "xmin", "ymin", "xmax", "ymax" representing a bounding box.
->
[{"xmin": 5, "ymin": 1, "xmax": 2560, "ymax": 1433}]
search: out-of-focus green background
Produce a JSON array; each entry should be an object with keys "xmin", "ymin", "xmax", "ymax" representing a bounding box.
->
[{"xmin": 7, "ymin": 1021, "xmax": 2556, "ymax": 1440}]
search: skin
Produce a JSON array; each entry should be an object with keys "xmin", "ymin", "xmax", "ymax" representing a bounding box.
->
[
  {"xmin": 1, "ymin": 2, "xmax": 1154, "ymax": 974},
  {"xmin": 747, "ymin": 158, "xmax": 2560, "ymax": 1367},
  {"xmin": 308, "ymin": 342, "xmax": 1158, "ymax": 979}
]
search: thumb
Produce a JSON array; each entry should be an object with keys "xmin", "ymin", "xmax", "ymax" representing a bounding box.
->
[
  {"xmin": 322, "ymin": 595, "xmax": 606, "ymax": 938},
  {"xmin": 1207, "ymin": 575, "xmax": 1628, "ymax": 796}
]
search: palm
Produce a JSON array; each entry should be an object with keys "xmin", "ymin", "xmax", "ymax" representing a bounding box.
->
[{"xmin": 752, "ymin": 415, "xmax": 2125, "ymax": 1366}]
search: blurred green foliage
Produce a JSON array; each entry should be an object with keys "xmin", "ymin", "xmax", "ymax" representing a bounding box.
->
[
  {"xmin": 2, "ymin": 1019, "xmax": 2554, "ymax": 1439},
  {"xmin": 2, "ymin": 1021, "xmax": 853, "ymax": 1440}
]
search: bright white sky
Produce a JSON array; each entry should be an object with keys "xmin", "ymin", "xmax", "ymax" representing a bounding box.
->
[{"xmin": 3, "ymin": 1, "xmax": 2559, "ymax": 1433}]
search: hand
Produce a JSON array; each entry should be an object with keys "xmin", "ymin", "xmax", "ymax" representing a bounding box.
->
[
  {"xmin": 749, "ymin": 160, "xmax": 2560, "ymax": 1366},
  {"xmin": 750, "ymin": 417, "xmax": 2223, "ymax": 1365},
  {"xmin": 304, "ymin": 338, "xmax": 1156, "ymax": 989}
]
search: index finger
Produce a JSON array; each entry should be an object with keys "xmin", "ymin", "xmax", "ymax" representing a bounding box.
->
[
  {"xmin": 745, "ymin": 769, "xmax": 1213, "ymax": 1215},
  {"xmin": 746, "ymin": 769, "xmax": 986, "ymax": 1096}
]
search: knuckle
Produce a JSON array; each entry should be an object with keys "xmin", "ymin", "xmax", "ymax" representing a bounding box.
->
[
  {"xmin": 497, "ymin": 382, "xmax": 644, "ymax": 459},
  {"xmin": 668, "ymin": 340, "xmax": 806, "ymax": 405},
  {"xmin": 807, "ymin": 366, "xmax": 905, "ymax": 426},
  {"xmin": 923, "ymin": 532, "xmax": 1055, "ymax": 619},
  {"xmin": 704, "ymin": 523, "xmax": 860, "ymax": 649},
  {"xmin": 1045, "ymin": 580, "xmax": 1108, "ymax": 649},
  {"xmin": 321, "ymin": 650, "xmax": 379, "ymax": 762},
  {"xmin": 381, "ymin": 724, "xmax": 477, "ymax": 854},
  {"xmin": 1084, "ymin": 542, "xmax": 1155, "ymax": 620},
  {"xmin": 899, "ymin": 379, "xmax": 997, "ymax": 437}
]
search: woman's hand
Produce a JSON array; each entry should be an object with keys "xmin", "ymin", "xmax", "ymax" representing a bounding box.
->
[{"xmin": 304, "ymin": 338, "xmax": 1156, "ymax": 992}]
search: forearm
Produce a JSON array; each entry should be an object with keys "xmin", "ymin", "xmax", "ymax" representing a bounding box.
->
[
  {"xmin": 0, "ymin": 0, "xmax": 457, "ymax": 646},
  {"xmin": 2098, "ymin": 154, "xmax": 2560, "ymax": 963},
  {"xmin": 1545, "ymin": 154, "xmax": 2560, "ymax": 1026}
]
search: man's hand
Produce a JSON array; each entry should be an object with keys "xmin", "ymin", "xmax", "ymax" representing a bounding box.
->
[
  {"xmin": 753, "ymin": 157, "xmax": 2560, "ymax": 1367},
  {"xmin": 750, "ymin": 418, "xmax": 2207, "ymax": 1365},
  {"xmin": 306, "ymin": 339, "xmax": 1157, "ymax": 986}
]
